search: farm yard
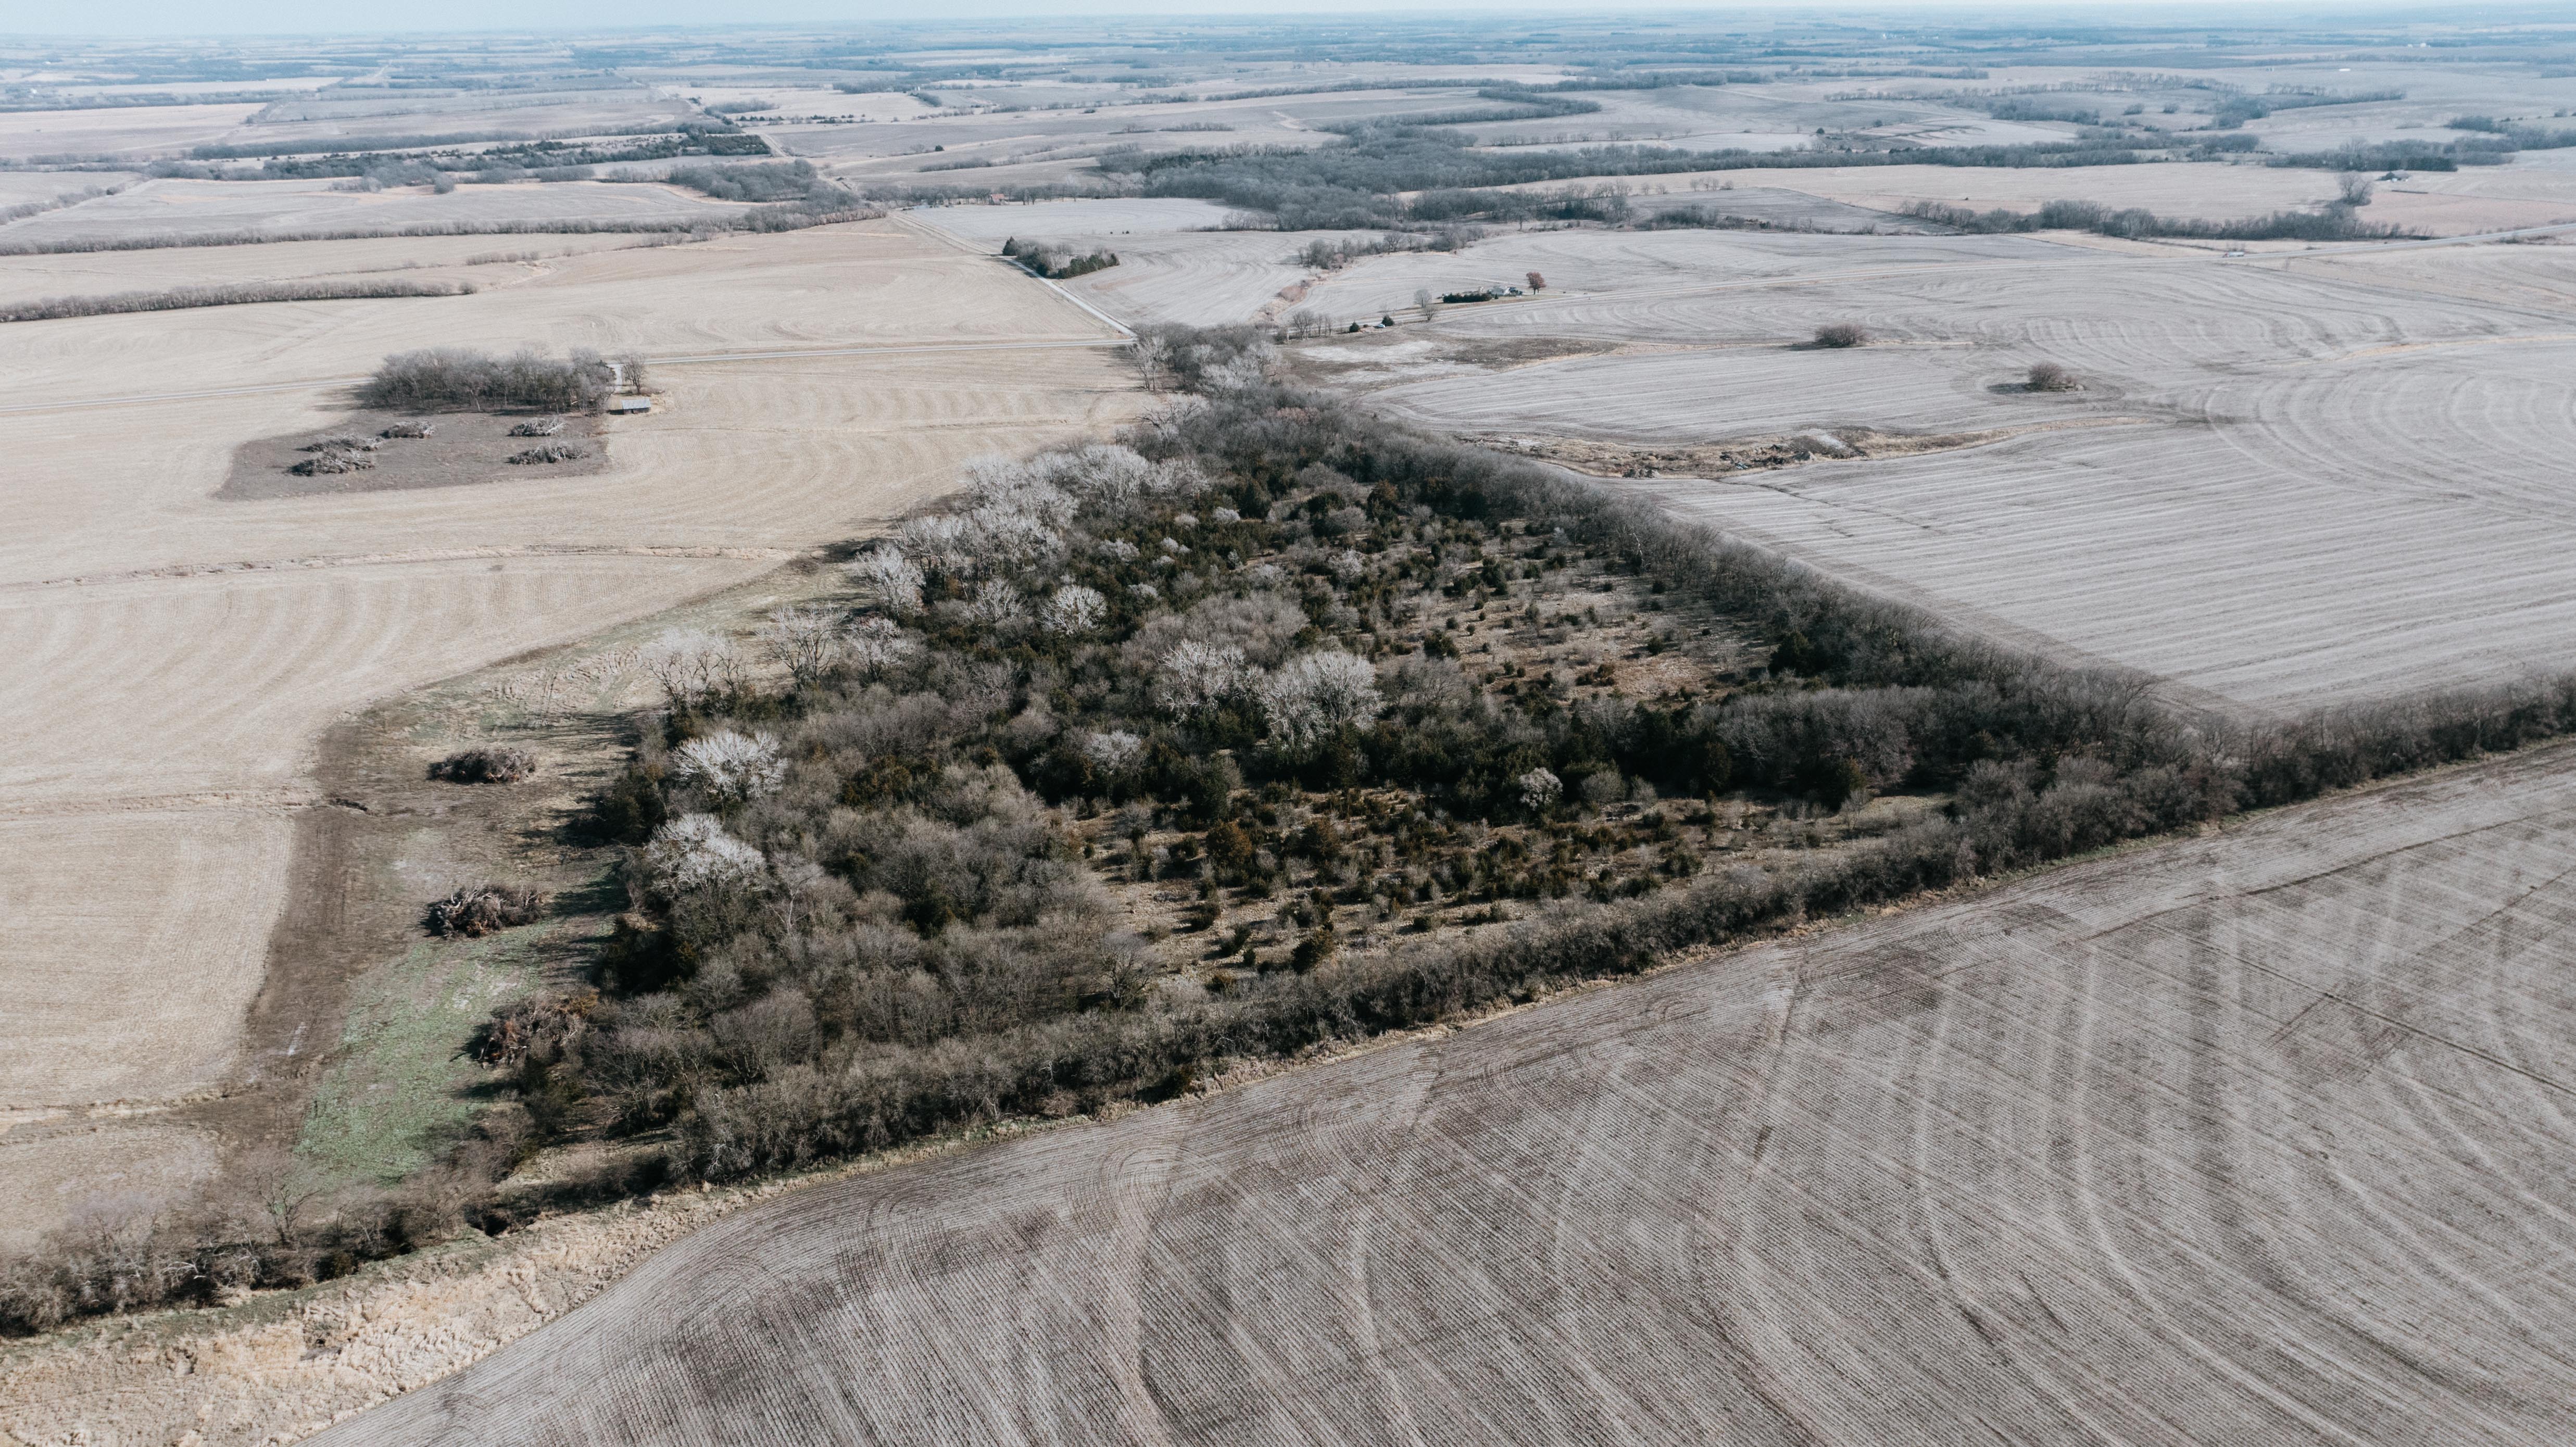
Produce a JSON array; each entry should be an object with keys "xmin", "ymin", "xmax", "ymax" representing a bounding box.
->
[
  {"xmin": 11, "ymin": 14, "xmax": 2576, "ymax": 1447},
  {"xmin": 305, "ymin": 741, "xmax": 2576, "ymax": 1447}
]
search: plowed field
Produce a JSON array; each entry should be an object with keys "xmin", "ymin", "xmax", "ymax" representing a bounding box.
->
[{"xmin": 1340, "ymin": 231, "xmax": 2576, "ymax": 709}]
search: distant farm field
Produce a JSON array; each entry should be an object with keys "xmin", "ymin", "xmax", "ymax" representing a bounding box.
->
[
  {"xmin": 1313, "ymin": 229, "xmax": 2576, "ymax": 710},
  {"xmin": 312, "ymin": 743, "xmax": 2576, "ymax": 1447},
  {"xmin": 0, "ymin": 177, "xmax": 746, "ymax": 249},
  {"xmin": 0, "ymin": 232, "xmax": 644, "ymax": 308}
]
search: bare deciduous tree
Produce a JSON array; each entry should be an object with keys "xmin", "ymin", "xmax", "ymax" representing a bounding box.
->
[
  {"xmin": 1127, "ymin": 332, "xmax": 1172, "ymax": 392},
  {"xmin": 761, "ymin": 605, "xmax": 843, "ymax": 686},
  {"xmin": 846, "ymin": 546, "xmax": 924, "ymax": 612},
  {"xmin": 641, "ymin": 628, "xmax": 748, "ymax": 708},
  {"xmin": 235, "ymin": 1146, "xmax": 331, "ymax": 1249}
]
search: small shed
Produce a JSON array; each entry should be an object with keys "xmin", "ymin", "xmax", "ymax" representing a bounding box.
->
[{"xmin": 605, "ymin": 396, "xmax": 652, "ymax": 416}]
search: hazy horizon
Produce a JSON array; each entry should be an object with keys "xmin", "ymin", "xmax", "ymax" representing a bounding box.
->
[{"xmin": 1, "ymin": 0, "xmax": 2505, "ymax": 42}]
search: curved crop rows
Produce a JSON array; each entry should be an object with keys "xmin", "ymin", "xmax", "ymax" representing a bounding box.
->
[
  {"xmin": 0, "ymin": 218, "xmax": 1138, "ymax": 1246},
  {"xmin": 1351, "ymin": 232, "xmax": 2576, "ymax": 709},
  {"xmin": 0, "ymin": 177, "xmax": 747, "ymax": 249},
  {"xmin": 1061, "ymin": 231, "xmax": 1350, "ymax": 326},
  {"xmin": 1377, "ymin": 343, "xmax": 2073, "ymax": 441},
  {"xmin": 318, "ymin": 744, "xmax": 2576, "ymax": 1447}
]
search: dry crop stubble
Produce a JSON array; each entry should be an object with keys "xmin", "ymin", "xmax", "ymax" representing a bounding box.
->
[
  {"xmin": 0, "ymin": 220, "xmax": 1111, "ymax": 413},
  {"xmin": 0, "ymin": 218, "xmax": 1138, "ymax": 1244},
  {"xmin": 0, "ymin": 178, "xmax": 749, "ymax": 250},
  {"xmin": 1058, "ymin": 231, "xmax": 1356, "ymax": 328},
  {"xmin": 1625, "ymin": 333, "xmax": 2576, "ymax": 709},
  {"xmin": 1297, "ymin": 228, "xmax": 2052, "ymax": 327},
  {"xmin": 1346, "ymin": 232, "xmax": 2576, "ymax": 708},
  {"xmin": 0, "ymin": 103, "xmax": 266, "ymax": 161},
  {"xmin": 309, "ymin": 743, "xmax": 2576, "ymax": 1447},
  {"xmin": 1375, "ymin": 344, "xmax": 2081, "ymax": 442},
  {"xmin": 0, "ymin": 233, "xmax": 640, "ymax": 309},
  {"xmin": 915, "ymin": 202, "xmax": 1392, "ymax": 328}
]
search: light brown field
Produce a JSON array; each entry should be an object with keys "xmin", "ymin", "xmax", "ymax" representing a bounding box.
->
[
  {"xmin": 0, "ymin": 215, "xmax": 1138, "ymax": 1248},
  {"xmin": 238, "ymin": 90, "xmax": 693, "ymax": 144},
  {"xmin": 285, "ymin": 741, "xmax": 2576, "ymax": 1446},
  {"xmin": 1317, "ymin": 229, "xmax": 2576, "ymax": 709},
  {"xmin": 0, "ymin": 102, "xmax": 265, "ymax": 160},
  {"xmin": 0, "ymin": 177, "xmax": 746, "ymax": 249},
  {"xmin": 0, "ymin": 231, "xmax": 645, "ymax": 308},
  {"xmin": 778, "ymin": 87, "xmax": 1466, "ymax": 178}
]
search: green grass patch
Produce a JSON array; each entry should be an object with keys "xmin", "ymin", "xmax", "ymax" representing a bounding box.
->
[{"xmin": 295, "ymin": 928, "xmax": 547, "ymax": 1188}]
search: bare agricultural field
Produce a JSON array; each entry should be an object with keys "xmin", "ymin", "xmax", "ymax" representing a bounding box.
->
[
  {"xmin": 313, "ymin": 742, "xmax": 2576, "ymax": 1447},
  {"xmin": 1338, "ymin": 230, "xmax": 2576, "ymax": 710},
  {"xmin": 0, "ymin": 101, "xmax": 264, "ymax": 161},
  {"xmin": 235, "ymin": 89, "xmax": 695, "ymax": 147},
  {"xmin": 1297, "ymin": 228, "xmax": 2051, "ymax": 329},
  {"xmin": 0, "ymin": 177, "xmax": 746, "ymax": 250},
  {"xmin": 0, "ymin": 217, "xmax": 1139, "ymax": 1247},
  {"xmin": 1477, "ymin": 160, "xmax": 2353, "ymax": 226},
  {"xmin": 782, "ymin": 87, "xmax": 1472, "ymax": 177},
  {"xmin": 1459, "ymin": 84, "xmax": 2069, "ymax": 154},
  {"xmin": 0, "ymin": 231, "xmax": 647, "ymax": 308},
  {"xmin": 1634, "ymin": 335, "xmax": 2576, "ymax": 709},
  {"xmin": 914, "ymin": 197, "xmax": 1236, "ymax": 240},
  {"xmin": 0, "ymin": 171, "xmax": 139, "ymax": 208},
  {"xmin": 917, "ymin": 201, "xmax": 1415, "ymax": 327},
  {"xmin": 1054, "ymin": 230, "xmax": 1327, "ymax": 326},
  {"xmin": 1374, "ymin": 342, "xmax": 2095, "ymax": 443}
]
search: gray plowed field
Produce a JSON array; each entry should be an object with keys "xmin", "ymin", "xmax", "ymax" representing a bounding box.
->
[{"xmin": 318, "ymin": 743, "xmax": 2576, "ymax": 1446}]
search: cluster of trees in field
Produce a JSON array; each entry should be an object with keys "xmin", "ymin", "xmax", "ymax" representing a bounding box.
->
[
  {"xmin": 1291, "ymin": 231, "xmax": 1469, "ymax": 268},
  {"xmin": 356, "ymin": 346, "xmax": 648, "ymax": 412},
  {"xmin": 17, "ymin": 323, "xmax": 2576, "ymax": 1335},
  {"xmin": 1900, "ymin": 196, "xmax": 2414, "ymax": 242},
  {"xmin": 2264, "ymin": 120, "xmax": 2576, "ymax": 172},
  {"xmin": 1001, "ymin": 237, "xmax": 1120, "ymax": 278},
  {"xmin": 144, "ymin": 125, "xmax": 773, "ymax": 186},
  {"xmin": 661, "ymin": 159, "xmax": 847, "ymax": 204},
  {"xmin": 1636, "ymin": 206, "xmax": 1879, "ymax": 235},
  {"xmin": 1091, "ymin": 115, "xmax": 2262, "ymax": 231}
]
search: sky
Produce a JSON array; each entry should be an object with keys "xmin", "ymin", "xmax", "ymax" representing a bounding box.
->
[{"xmin": 3, "ymin": 0, "xmax": 2408, "ymax": 39}]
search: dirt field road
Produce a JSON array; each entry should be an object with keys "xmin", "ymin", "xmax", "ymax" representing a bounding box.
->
[{"xmin": 315, "ymin": 743, "xmax": 2576, "ymax": 1446}]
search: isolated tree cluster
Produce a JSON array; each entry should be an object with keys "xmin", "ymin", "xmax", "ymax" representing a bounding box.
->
[{"xmin": 356, "ymin": 346, "xmax": 649, "ymax": 413}]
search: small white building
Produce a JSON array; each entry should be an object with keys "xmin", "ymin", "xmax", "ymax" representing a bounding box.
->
[{"xmin": 605, "ymin": 396, "xmax": 652, "ymax": 416}]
